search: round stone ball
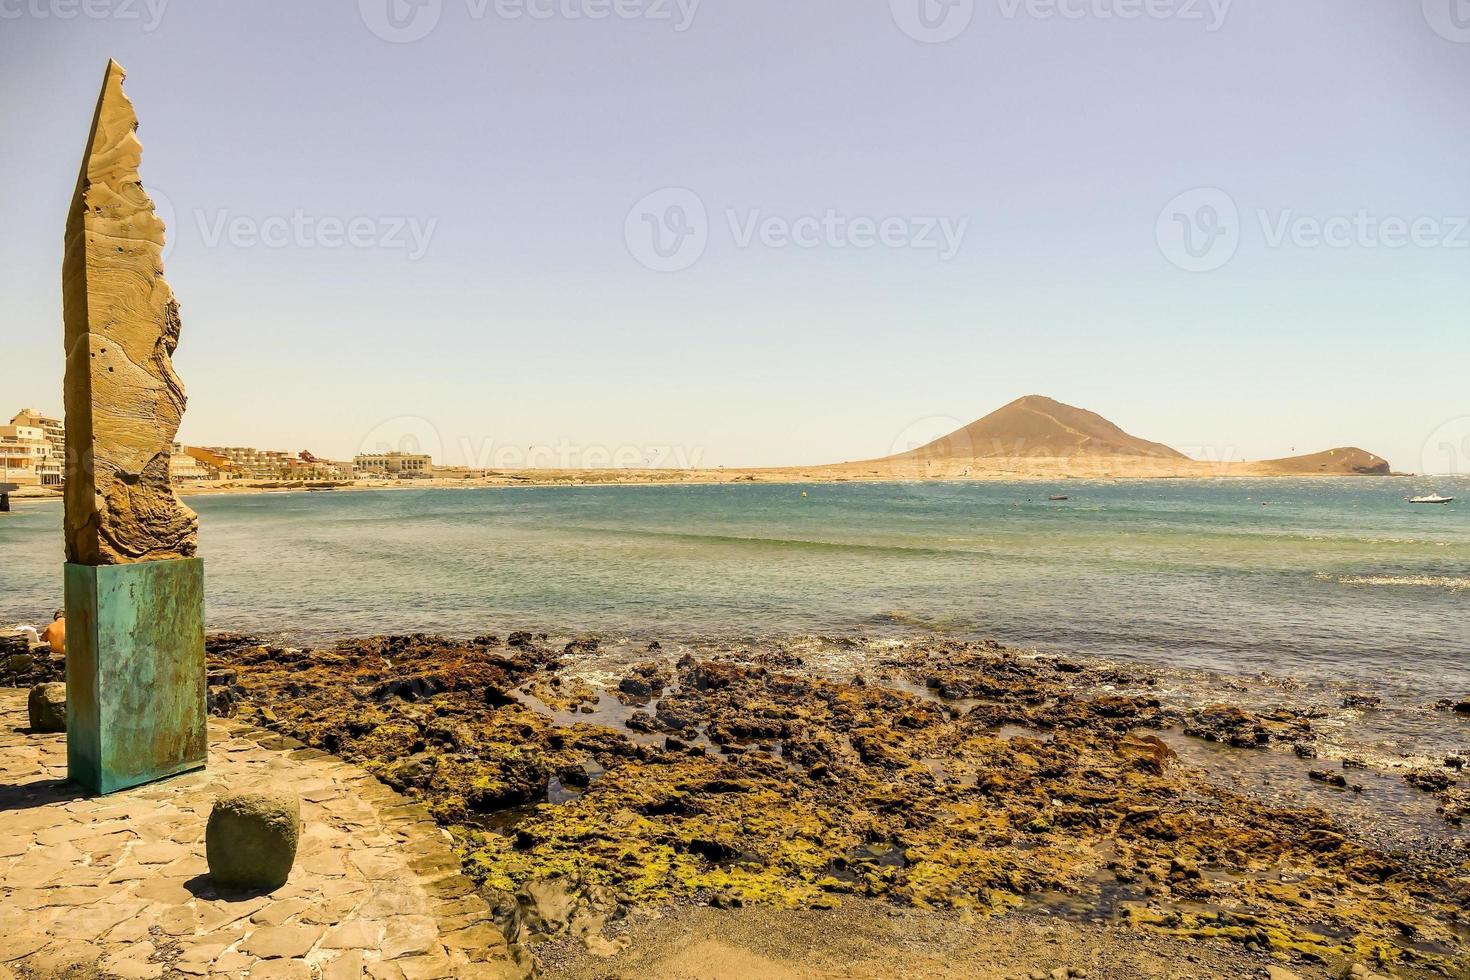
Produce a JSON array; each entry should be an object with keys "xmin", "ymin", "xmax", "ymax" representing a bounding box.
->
[
  {"xmin": 27, "ymin": 683, "xmax": 66, "ymax": 733},
  {"xmin": 206, "ymin": 792, "xmax": 301, "ymax": 890}
]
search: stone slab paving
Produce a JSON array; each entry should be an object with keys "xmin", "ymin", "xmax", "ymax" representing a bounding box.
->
[{"xmin": 0, "ymin": 691, "xmax": 522, "ymax": 979}]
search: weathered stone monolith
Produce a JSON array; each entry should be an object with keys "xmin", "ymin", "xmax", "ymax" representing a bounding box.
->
[
  {"xmin": 63, "ymin": 59, "xmax": 197, "ymax": 564},
  {"xmin": 63, "ymin": 60, "xmax": 206, "ymax": 795}
]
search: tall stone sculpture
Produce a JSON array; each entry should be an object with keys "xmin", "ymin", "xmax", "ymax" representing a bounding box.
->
[{"xmin": 63, "ymin": 60, "xmax": 206, "ymax": 794}]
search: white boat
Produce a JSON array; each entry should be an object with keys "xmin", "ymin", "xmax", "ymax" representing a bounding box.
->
[{"xmin": 1408, "ymin": 494, "xmax": 1455, "ymax": 505}]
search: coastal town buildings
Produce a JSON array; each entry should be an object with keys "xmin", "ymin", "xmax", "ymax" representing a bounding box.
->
[
  {"xmin": 180, "ymin": 447, "xmax": 237, "ymax": 481},
  {"xmin": 288, "ymin": 456, "xmax": 350, "ymax": 481},
  {"xmin": 11, "ymin": 410, "xmax": 64, "ymax": 463},
  {"xmin": 168, "ymin": 444, "xmax": 218, "ymax": 482},
  {"xmin": 1, "ymin": 410, "xmax": 64, "ymax": 486},
  {"xmin": 194, "ymin": 447, "xmax": 349, "ymax": 482},
  {"xmin": 353, "ymin": 452, "xmax": 434, "ymax": 479},
  {"xmin": 2, "ymin": 408, "xmax": 357, "ymax": 487},
  {"xmin": 0, "ymin": 424, "xmax": 51, "ymax": 486},
  {"xmin": 195, "ymin": 446, "xmax": 294, "ymax": 481}
]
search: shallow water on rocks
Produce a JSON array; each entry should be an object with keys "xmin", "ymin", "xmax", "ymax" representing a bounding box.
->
[
  {"xmin": 1158, "ymin": 729, "xmax": 1467, "ymax": 856},
  {"xmin": 517, "ymin": 634, "xmax": 1470, "ymax": 867}
]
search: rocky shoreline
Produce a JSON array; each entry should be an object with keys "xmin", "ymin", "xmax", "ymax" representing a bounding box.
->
[{"xmin": 203, "ymin": 630, "xmax": 1470, "ymax": 977}]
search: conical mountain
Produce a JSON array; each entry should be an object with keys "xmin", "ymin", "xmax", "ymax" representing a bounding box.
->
[{"xmin": 893, "ymin": 395, "xmax": 1188, "ymax": 460}]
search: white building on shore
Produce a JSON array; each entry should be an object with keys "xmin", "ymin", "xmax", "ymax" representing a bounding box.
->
[
  {"xmin": 2, "ymin": 410, "xmax": 64, "ymax": 486},
  {"xmin": 168, "ymin": 444, "xmax": 219, "ymax": 483},
  {"xmin": 353, "ymin": 452, "xmax": 434, "ymax": 479}
]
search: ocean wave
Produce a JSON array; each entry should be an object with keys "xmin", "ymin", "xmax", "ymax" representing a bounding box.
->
[{"xmin": 1317, "ymin": 573, "xmax": 1470, "ymax": 593}]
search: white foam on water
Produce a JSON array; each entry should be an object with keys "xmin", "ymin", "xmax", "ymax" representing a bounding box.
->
[{"xmin": 1318, "ymin": 573, "xmax": 1470, "ymax": 593}]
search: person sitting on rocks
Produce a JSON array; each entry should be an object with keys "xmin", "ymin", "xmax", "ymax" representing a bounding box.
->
[{"xmin": 41, "ymin": 610, "xmax": 65, "ymax": 656}]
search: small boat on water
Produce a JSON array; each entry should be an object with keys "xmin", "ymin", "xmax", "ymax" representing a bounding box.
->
[
  {"xmin": 1408, "ymin": 494, "xmax": 1455, "ymax": 505},
  {"xmin": 1048, "ymin": 495, "xmax": 1070, "ymax": 502}
]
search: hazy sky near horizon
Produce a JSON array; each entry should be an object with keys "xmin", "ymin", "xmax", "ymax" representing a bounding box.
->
[{"xmin": 3, "ymin": 1, "xmax": 1468, "ymax": 472}]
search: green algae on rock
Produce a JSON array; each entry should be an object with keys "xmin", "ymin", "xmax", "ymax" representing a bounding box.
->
[{"xmin": 209, "ymin": 632, "xmax": 1470, "ymax": 976}]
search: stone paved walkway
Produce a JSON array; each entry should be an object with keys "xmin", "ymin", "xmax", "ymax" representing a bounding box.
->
[{"xmin": 0, "ymin": 690, "xmax": 522, "ymax": 979}]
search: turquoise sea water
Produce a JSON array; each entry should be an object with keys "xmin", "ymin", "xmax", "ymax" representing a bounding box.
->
[{"xmin": 2, "ymin": 478, "xmax": 1466, "ymax": 700}]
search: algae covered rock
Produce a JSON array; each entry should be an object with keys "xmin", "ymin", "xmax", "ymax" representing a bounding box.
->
[
  {"xmin": 205, "ymin": 631, "xmax": 1470, "ymax": 974},
  {"xmin": 1182, "ymin": 703, "xmax": 1267, "ymax": 748},
  {"xmin": 28, "ymin": 683, "xmax": 67, "ymax": 733},
  {"xmin": 1405, "ymin": 767, "xmax": 1455, "ymax": 793},
  {"xmin": 206, "ymin": 792, "xmax": 301, "ymax": 890}
]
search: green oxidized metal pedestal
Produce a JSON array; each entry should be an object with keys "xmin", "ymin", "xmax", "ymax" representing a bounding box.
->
[{"xmin": 65, "ymin": 558, "xmax": 207, "ymax": 795}]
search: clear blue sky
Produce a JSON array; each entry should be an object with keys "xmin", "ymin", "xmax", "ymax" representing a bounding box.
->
[{"xmin": 3, "ymin": 1, "xmax": 1468, "ymax": 471}]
